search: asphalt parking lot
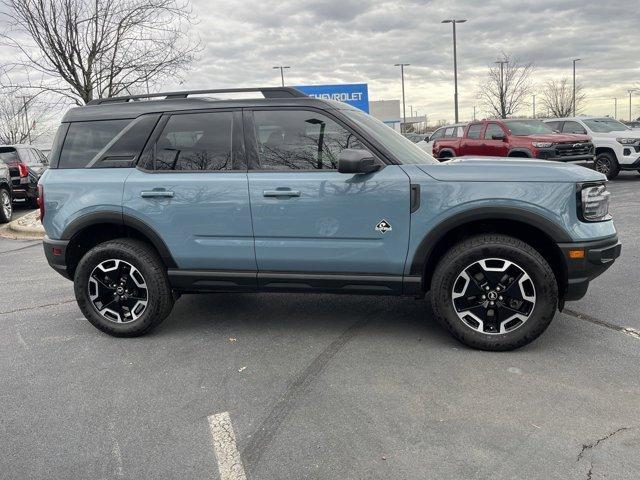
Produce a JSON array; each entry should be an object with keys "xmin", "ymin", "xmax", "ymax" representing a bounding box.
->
[{"xmin": 1, "ymin": 173, "xmax": 639, "ymax": 480}]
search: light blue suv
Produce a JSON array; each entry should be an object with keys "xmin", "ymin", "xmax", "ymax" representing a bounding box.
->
[{"xmin": 39, "ymin": 87, "xmax": 621, "ymax": 350}]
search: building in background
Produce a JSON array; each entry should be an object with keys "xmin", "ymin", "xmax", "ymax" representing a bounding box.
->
[{"xmin": 369, "ymin": 100, "xmax": 401, "ymax": 130}]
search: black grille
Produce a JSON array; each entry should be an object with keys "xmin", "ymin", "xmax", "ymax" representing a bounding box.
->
[{"xmin": 555, "ymin": 142, "xmax": 593, "ymax": 157}]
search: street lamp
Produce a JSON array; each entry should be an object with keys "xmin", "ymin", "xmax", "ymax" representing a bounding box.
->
[
  {"xmin": 572, "ymin": 58, "xmax": 581, "ymax": 116},
  {"xmin": 394, "ymin": 63, "xmax": 410, "ymax": 131},
  {"xmin": 272, "ymin": 66, "xmax": 290, "ymax": 87},
  {"xmin": 613, "ymin": 98, "xmax": 617, "ymax": 119},
  {"xmin": 494, "ymin": 60, "xmax": 508, "ymax": 118},
  {"xmin": 441, "ymin": 19, "xmax": 467, "ymax": 123},
  {"xmin": 628, "ymin": 89, "xmax": 637, "ymax": 122}
]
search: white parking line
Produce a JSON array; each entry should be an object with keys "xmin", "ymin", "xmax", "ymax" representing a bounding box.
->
[{"xmin": 208, "ymin": 412, "xmax": 247, "ymax": 480}]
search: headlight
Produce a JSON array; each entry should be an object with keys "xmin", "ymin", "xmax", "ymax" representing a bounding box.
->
[
  {"xmin": 532, "ymin": 142, "xmax": 554, "ymax": 148},
  {"xmin": 580, "ymin": 184, "xmax": 610, "ymax": 222},
  {"xmin": 616, "ymin": 137, "xmax": 640, "ymax": 145}
]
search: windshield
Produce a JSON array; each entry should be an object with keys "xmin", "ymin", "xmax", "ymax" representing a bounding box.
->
[
  {"xmin": 503, "ymin": 120, "xmax": 554, "ymax": 135},
  {"xmin": 343, "ymin": 110, "xmax": 437, "ymax": 164},
  {"xmin": 583, "ymin": 118, "xmax": 630, "ymax": 133}
]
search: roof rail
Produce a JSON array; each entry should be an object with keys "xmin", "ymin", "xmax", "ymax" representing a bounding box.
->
[{"xmin": 86, "ymin": 87, "xmax": 307, "ymax": 105}]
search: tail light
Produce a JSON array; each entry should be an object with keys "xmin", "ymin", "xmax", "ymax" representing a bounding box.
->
[
  {"xmin": 37, "ymin": 184, "xmax": 44, "ymax": 221},
  {"xmin": 17, "ymin": 162, "xmax": 28, "ymax": 177}
]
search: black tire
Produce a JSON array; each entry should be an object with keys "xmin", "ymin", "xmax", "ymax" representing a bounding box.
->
[
  {"xmin": 74, "ymin": 239, "xmax": 174, "ymax": 337},
  {"xmin": 0, "ymin": 187, "xmax": 12, "ymax": 223},
  {"xmin": 594, "ymin": 152, "xmax": 620, "ymax": 180},
  {"xmin": 430, "ymin": 234, "xmax": 558, "ymax": 351}
]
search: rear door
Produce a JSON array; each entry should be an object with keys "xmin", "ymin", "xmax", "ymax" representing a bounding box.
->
[
  {"xmin": 460, "ymin": 123, "xmax": 486, "ymax": 155},
  {"xmin": 123, "ymin": 110, "xmax": 256, "ymax": 276},
  {"xmin": 245, "ymin": 108, "xmax": 411, "ymax": 290}
]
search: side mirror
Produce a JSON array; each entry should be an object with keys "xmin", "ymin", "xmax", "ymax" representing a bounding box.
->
[
  {"xmin": 338, "ymin": 149, "xmax": 380, "ymax": 174},
  {"xmin": 492, "ymin": 133, "xmax": 506, "ymax": 141}
]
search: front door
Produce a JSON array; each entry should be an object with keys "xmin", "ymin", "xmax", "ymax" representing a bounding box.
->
[
  {"xmin": 483, "ymin": 123, "xmax": 509, "ymax": 156},
  {"xmin": 123, "ymin": 110, "xmax": 256, "ymax": 276},
  {"xmin": 245, "ymin": 108, "xmax": 411, "ymax": 290}
]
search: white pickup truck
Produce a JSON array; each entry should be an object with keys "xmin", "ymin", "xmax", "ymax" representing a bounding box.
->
[{"xmin": 544, "ymin": 117, "xmax": 640, "ymax": 179}]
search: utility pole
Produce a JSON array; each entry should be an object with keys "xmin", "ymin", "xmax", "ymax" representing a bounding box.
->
[
  {"xmin": 441, "ymin": 19, "xmax": 467, "ymax": 123},
  {"xmin": 629, "ymin": 89, "xmax": 637, "ymax": 122},
  {"xmin": 394, "ymin": 63, "xmax": 410, "ymax": 132},
  {"xmin": 532, "ymin": 94, "xmax": 536, "ymax": 118},
  {"xmin": 272, "ymin": 66, "xmax": 290, "ymax": 87},
  {"xmin": 473, "ymin": 105, "xmax": 476, "ymax": 121},
  {"xmin": 572, "ymin": 58, "xmax": 581, "ymax": 116},
  {"xmin": 613, "ymin": 98, "xmax": 617, "ymax": 119},
  {"xmin": 494, "ymin": 60, "xmax": 508, "ymax": 118}
]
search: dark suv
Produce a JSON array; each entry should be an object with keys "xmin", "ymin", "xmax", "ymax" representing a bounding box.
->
[
  {"xmin": 39, "ymin": 87, "xmax": 620, "ymax": 351},
  {"xmin": 0, "ymin": 145, "xmax": 49, "ymax": 207}
]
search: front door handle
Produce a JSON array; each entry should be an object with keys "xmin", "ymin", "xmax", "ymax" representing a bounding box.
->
[
  {"xmin": 140, "ymin": 189, "xmax": 174, "ymax": 198},
  {"xmin": 263, "ymin": 189, "xmax": 301, "ymax": 198}
]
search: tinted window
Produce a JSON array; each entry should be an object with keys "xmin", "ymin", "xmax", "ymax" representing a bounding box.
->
[
  {"xmin": 153, "ymin": 112, "xmax": 234, "ymax": 171},
  {"xmin": 485, "ymin": 123, "xmax": 504, "ymax": 139},
  {"xmin": 562, "ymin": 121, "xmax": 587, "ymax": 135},
  {"xmin": 60, "ymin": 119, "xmax": 129, "ymax": 168},
  {"xmin": 92, "ymin": 115, "xmax": 159, "ymax": 168},
  {"xmin": 430, "ymin": 128, "xmax": 445, "ymax": 140},
  {"xmin": 253, "ymin": 110, "xmax": 368, "ymax": 170},
  {"xmin": 467, "ymin": 124, "xmax": 484, "ymax": 139},
  {"xmin": 0, "ymin": 148, "xmax": 18, "ymax": 164}
]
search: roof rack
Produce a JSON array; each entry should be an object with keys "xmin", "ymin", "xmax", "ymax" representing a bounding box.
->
[{"xmin": 86, "ymin": 87, "xmax": 307, "ymax": 105}]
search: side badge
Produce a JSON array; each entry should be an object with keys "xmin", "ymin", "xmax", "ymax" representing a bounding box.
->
[{"xmin": 375, "ymin": 219, "xmax": 392, "ymax": 234}]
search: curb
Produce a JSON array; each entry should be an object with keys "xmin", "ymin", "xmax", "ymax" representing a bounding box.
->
[{"xmin": 1, "ymin": 211, "xmax": 45, "ymax": 240}]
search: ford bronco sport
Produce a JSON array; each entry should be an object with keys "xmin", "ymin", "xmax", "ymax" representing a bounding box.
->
[{"xmin": 39, "ymin": 87, "xmax": 621, "ymax": 351}]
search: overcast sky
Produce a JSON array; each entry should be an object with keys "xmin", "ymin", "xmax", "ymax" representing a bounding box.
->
[{"xmin": 184, "ymin": 0, "xmax": 640, "ymax": 122}]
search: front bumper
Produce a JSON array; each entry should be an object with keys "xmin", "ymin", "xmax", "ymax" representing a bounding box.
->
[
  {"xmin": 619, "ymin": 154, "xmax": 640, "ymax": 170},
  {"xmin": 536, "ymin": 149, "xmax": 595, "ymax": 163},
  {"xmin": 559, "ymin": 235, "xmax": 621, "ymax": 301},
  {"xmin": 43, "ymin": 236, "xmax": 72, "ymax": 280}
]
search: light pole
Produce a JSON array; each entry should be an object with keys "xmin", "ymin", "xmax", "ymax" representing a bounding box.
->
[
  {"xmin": 572, "ymin": 58, "xmax": 581, "ymax": 116},
  {"xmin": 613, "ymin": 98, "xmax": 617, "ymax": 119},
  {"xmin": 441, "ymin": 19, "xmax": 466, "ymax": 123},
  {"xmin": 473, "ymin": 105, "xmax": 476, "ymax": 121},
  {"xmin": 494, "ymin": 60, "xmax": 508, "ymax": 118},
  {"xmin": 532, "ymin": 94, "xmax": 536, "ymax": 118},
  {"xmin": 394, "ymin": 63, "xmax": 410, "ymax": 132},
  {"xmin": 272, "ymin": 66, "xmax": 290, "ymax": 87},
  {"xmin": 628, "ymin": 89, "xmax": 637, "ymax": 122}
]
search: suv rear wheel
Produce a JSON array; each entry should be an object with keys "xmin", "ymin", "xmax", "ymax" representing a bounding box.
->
[
  {"xmin": 74, "ymin": 239, "xmax": 174, "ymax": 337},
  {"xmin": 431, "ymin": 234, "xmax": 558, "ymax": 351},
  {"xmin": 594, "ymin": 152, "xmax": 620, "ymax": 180},
  {"xmin": 0, "ymin": 187, "xmax": 12, "ymax": 223}
]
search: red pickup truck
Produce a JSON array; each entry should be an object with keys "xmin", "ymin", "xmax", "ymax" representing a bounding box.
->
[{"xmin": 432, "ymin": 119, "xmax": 595, "ymax": 164}]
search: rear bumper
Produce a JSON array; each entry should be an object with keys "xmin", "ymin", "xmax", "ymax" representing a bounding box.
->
[
  {"xmin": 559, "ymin": 235, "xmax": 621, "ymax": 301},
  {"xmin": 43, "ymin": 236, "xmax": 72, "ymax": 280}
]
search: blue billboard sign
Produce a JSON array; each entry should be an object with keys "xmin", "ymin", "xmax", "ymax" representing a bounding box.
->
[{"xmin": 295, "ymin": 83, "xmax": 369, "ymax": 113}]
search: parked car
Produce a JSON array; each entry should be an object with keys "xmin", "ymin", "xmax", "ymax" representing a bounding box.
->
[
  {"xmin": 39, "ymin": 87, "xmax": 620, "ymax": 351},
  {"xmin": 402, "ymin": 133, "xmax": 429, "ymax": 143},
  {"xmin": 0, "ymin": 161, "xmax": 12, "ymax": 223},
  {"xmin": 433, "ymin": 119, "xmax": 595, "ymax": 164},
  {"xmin": 420, "ymin": 123, "xmax": 467, "ymax": 156},
  {"xmin": 544, "ymin": 117, "xmax": 640, "ymax": 179},
  {"xmin": 0, "ymin": 145, "xmax": 49, "ymax": 207}
]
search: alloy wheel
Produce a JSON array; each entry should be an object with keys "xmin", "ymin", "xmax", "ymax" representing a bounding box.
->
[
  {"xmin": 1, "ymin": 190, "xmax": 11, "ymax": 219},
  {"xmin": 595, "ymin": 157, "xmax": 611, "ymax": 175},
  {"xmin": 451, "ymin": 258, "xmax": 536, "ymax": 335},
  {"xmin": 88, "ymin": 259, "xmax": 148, "ymax": 323}
]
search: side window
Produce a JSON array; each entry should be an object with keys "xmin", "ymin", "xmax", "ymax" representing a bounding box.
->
[
  {"xmin": 485, "ymin": 123, "xmax": 505, "ymax": 139},
  {"xmin": 252, "ymin": 110, "xmax": 369, "ymax": 170},
  {"xmin": 152, "ymin": 112, "xmax": 235, "ymax": 171},
  {"xmin": 546, "ymin": 121, "xmax": 560, "ymax": 132},
  {"xmin": 34, "ymin": 149, "xmax": 49, "ymax": 165},
  {"xmin": 455, "ymin": 127, "xmax": 464, "ymax": 137},
  {"xmin": 444, "ymin": 127, "xmax": 455, "ymax": 138},
  {"xmin": 562, "ymin": 121, "xmax": 586, "ymax": 135},
  {"xmin": 18, "ymin": 148, "xmax": 37, "ymax": 165},
  {"xmin": 430, "ymin": 128, "xmax": 445, "ymax": 141},
  {"xmin": 467, "ymin": 124, "xmax": 484, "ymax": 139},
  {"xmin": 59, "ymin": 119, "xmax": 129, "ymax": 168}
]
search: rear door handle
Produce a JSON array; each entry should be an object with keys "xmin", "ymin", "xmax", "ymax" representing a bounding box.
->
[
  {"xmin": 140, "ymin": 189, "xmax": 174, "ymax": 198},
  {"xmin": 263, "ymin": 189, "xmax": 301, "ymax": 198}
]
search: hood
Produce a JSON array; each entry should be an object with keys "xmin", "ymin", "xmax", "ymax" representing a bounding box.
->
[
  {"xmin": 519, "ymin": 133, "xmax": 590, "ymax": 142},
  {"xmin": 417, "ymin": 157, "xmax": 606, "ymax": 183},
  {"xmin": 591, "ymin": 129, "xmax": 640, "ymax": 138}
]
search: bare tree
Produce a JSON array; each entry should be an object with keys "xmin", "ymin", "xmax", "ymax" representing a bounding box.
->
[
  {"xmin": 0, "ymin": 86, "xmax": 58, "ymax": 144},
  {"xmin": 540, "ymin": 78, "xmax": 585, "ymax": 117},
  {"xmin": 478, "ymin": 53, "xmax": 535, "ymax": 118},
  {"xmin": 1, "ymin": 0, "xmax": 200, "ymax": 105}
]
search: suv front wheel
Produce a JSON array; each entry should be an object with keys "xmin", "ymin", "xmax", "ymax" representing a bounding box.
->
[
  {"xmin": 431, "ymin": 234, "xmax": 558, "ymax": 351},
  {"xmin": 594, "ymin": 152, "xmax": 620, "ymax": 180},
  {"xmin": 74, "ymin": 239, "xmax": 175, "ymax": 337}
]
